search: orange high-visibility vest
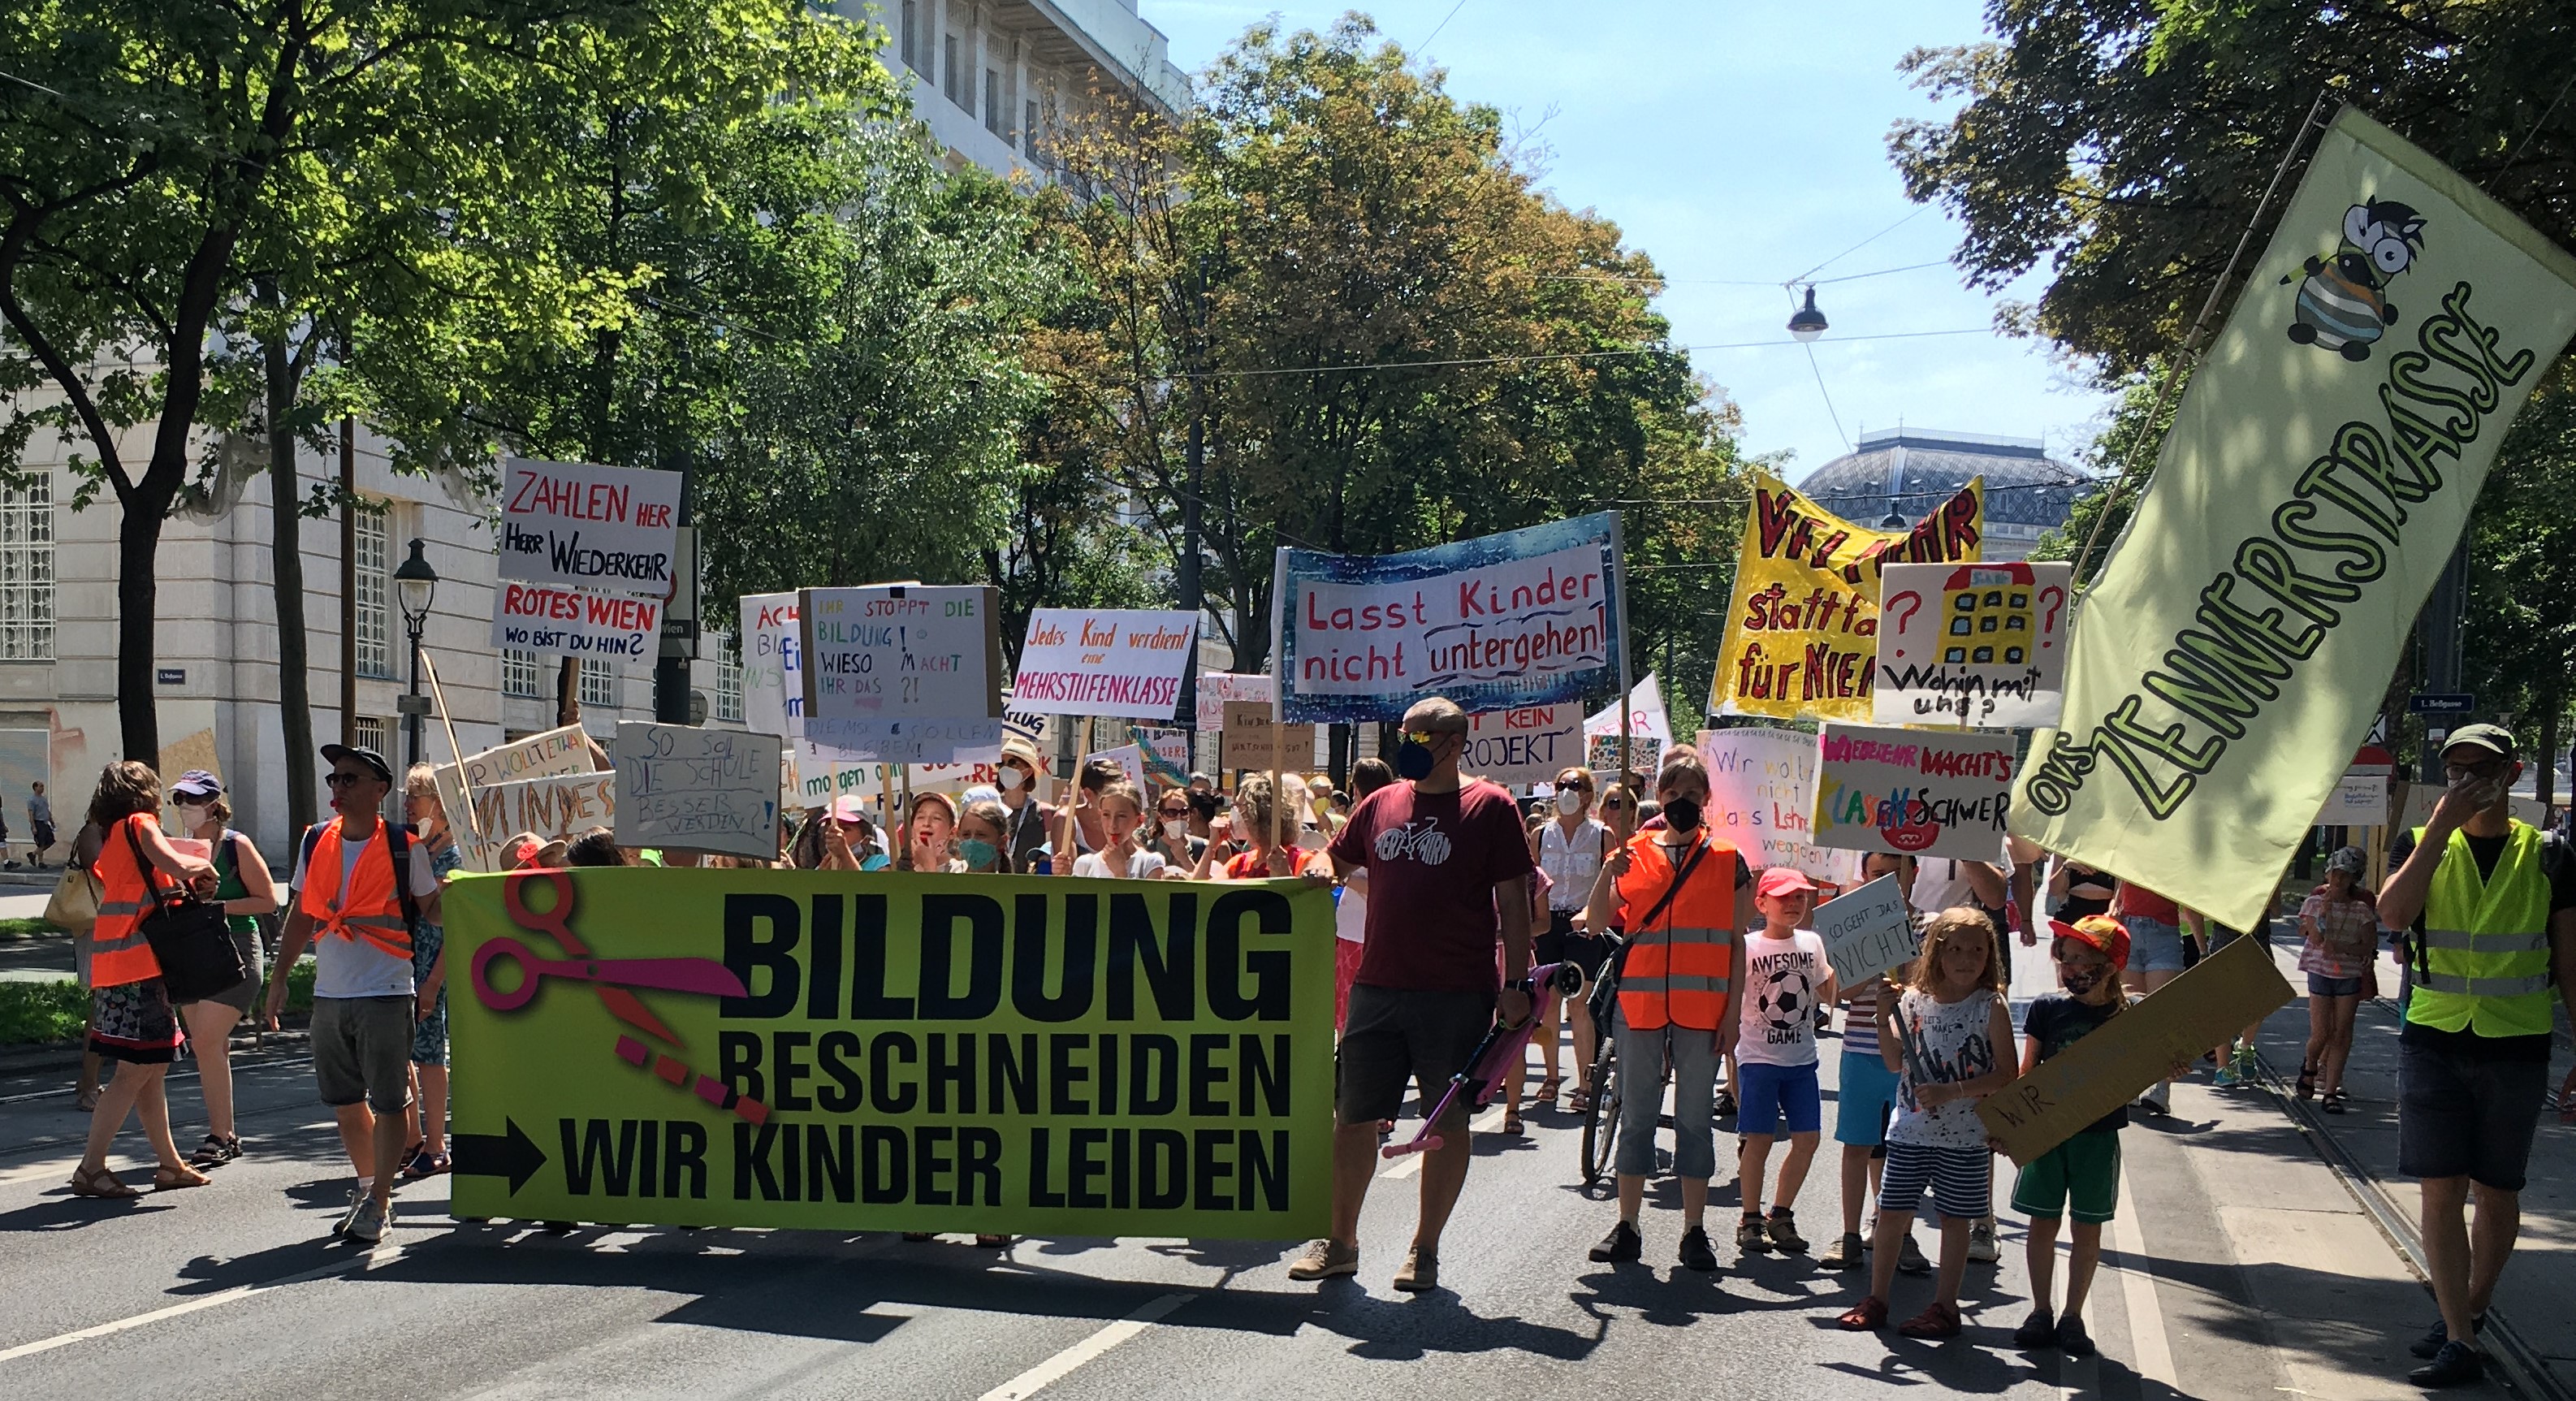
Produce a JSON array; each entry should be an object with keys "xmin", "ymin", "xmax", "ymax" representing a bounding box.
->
[
  {"xmin": 89, "ymin": 813, "xmax": 166, "ymax": 988},
  {"xmin": 1614, "ymin": 832, "xmax": 1738, "ymax": 1031},
  {"xmin": 300, "ymin": 817, "xmax": 413, "ymax": 958}
]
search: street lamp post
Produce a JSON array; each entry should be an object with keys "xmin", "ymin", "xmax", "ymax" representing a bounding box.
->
[{"xmin": 395, "ymin": 538, "xmax": 439, "ymax": 769}]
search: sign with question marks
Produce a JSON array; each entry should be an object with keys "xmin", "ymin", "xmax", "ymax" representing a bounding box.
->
[{"xmin": 1874, "ymin": 561, "xmax": 2071, "ymax": 729}]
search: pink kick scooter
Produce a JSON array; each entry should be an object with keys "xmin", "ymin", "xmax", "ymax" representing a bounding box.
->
[{"xmin": 1382, "ymin": 961, "xmax": 1585, "ymax": 1158}]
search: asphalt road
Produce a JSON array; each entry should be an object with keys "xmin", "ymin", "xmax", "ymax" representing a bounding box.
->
[{"xmin": 0, "ymin": 940, "xmax": 2486, "ymax": 1399}]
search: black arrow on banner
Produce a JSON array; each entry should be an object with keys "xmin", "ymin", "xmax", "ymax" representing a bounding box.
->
[{"xmin": 452, "ymin": 1118, "xmax": 548, "ymax": 1195}]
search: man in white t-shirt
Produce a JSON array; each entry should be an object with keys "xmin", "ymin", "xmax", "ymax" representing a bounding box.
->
[
  {"xmin": 264, "ymin": 744, "xmax": 443, "ymax": 1243},
  {"xmin": 1735, "ymin": 867, "xmax": 1838, "ymax": 1256},
  {"xmin": 1532, "ymin": 766, "xmax": 1611, "ymax": 1103}
]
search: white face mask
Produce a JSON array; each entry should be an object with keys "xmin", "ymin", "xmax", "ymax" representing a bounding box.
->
[
  {"xmin": 996, "ymin": 765, "xmax": 1029, "ymax": 793},
  {"xmin": 1554, "ymin": 789, "xmax": 1584, "ymax": 816},
  {"xmin": 1162, "ymin": 819, "xmax": 1189, "ymax": 843}
]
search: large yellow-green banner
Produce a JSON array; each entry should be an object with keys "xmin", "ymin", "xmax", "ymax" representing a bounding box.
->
[
  {"xmin": 447, "ymin": 868, "xmax": 1336, "ymax": 1238},
  {"xmin": 1708, "ymin": 469, "xmax": 1984, "ymax": 722},
  {"xmin": 2012, "ymin": 108, "xmax": 2576, "ymax": 930}
]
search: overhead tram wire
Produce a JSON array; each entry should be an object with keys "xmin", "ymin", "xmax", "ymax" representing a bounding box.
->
[
  {"xmin": 1412, "ymin": 0, "xmax": 1472, "ymax": 53},
  {"xmin": 1529, "ymin": 260, "xmax": 1950, "ymax": 288},
  {"xmin": 1182, "ymin": 326, "xmax": 1990, "ymax": 379}
]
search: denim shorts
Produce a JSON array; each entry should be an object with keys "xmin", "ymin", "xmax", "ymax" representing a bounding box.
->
[
  {"xmin": 2306, "ymin": 972, "xmax": 2364, "ymax": 997},
  {"xmin": 1835, "ymin": 1050, "xmax": 1900, "ymax": 1148},
  {"xmin": 1735, "ymin": 1060, "xmax": 1822, "ymax": 1136},
  {"xmin": 2123, "ymin": 917, "xmax": 2189, "ymax": 973}
]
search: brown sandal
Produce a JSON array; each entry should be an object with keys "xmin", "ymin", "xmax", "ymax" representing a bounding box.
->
[
  {"xmin": 1536, "ymin": 1075, "xmax": 1563, "ymax": 1106},
  {"xmin": 69, "ymin": 1165, "xmax": 140, "ymax": 1199},
  {"xmin": 152, "ymin": 1164, "xmax": 210, "ymax": 1192},
  {"xmin": 1898, "ymin": 1301, "xmax": 1961, "ymax": 1338}
]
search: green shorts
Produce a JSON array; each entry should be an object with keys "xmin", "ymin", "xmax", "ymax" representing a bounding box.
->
[{"xmin": 2012, "ymin": 1131, "xmax": 2121, "ymax": 1225}]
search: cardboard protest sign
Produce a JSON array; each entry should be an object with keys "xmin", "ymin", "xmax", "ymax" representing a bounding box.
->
[
  {"xmin": 1981, "ymin": 936, "xmax": 2293, "ymax": 1163},
  {"xmin": 1708, "ymin": 469, "xmax": 1984, "ymax": 723},
  {"xmin": 613, "ymin": 723, "xmax": 784, "ymax": 860},
  {"xmin": 1811, "ymin": 875, "xmax": 1918, "ymax": 988},
  {"xmin": 1195, "ymin": 672, "xmax": 1271, "ymax": 733},
  {"xmin": 1273, "ymin": 512, "xmax": 1625, "ymax": 723},
  {"xmin": 1875, "ymin": 561, "xmax": 2071, "ymax": 728},
  {"xmin": 1463, "ymin": 704, "xmax": 1583, "ymax": 787},
  {"xmin": 491, "ymin": 581, "xmax": 663, "ymax": 663},
  {"xmin": 1812, "ymin": 722, "xmax": 2016, "ymax": 862},
  {"xmin": 447, "ymin": 868, "xmax": 1334, "ymax": 1237},
  {"xmin": 1011, "ymin": 608, "xmax": 1199, "ymax": 720},
  {"xmin": 498, "ymin": 457, "xmax": 683, "ymax": 597},
  {"xmin": 738, "ymin": 590, "xmax": 804, "ymax": 742},
  {"xmin": 1218, "ymin": 701, "xmax": 1315, "ymax": 772},
  {"xmin": 2012, "ymin": 109, "xmax": 2576, "ymax": 932},
  {"xmin": 456, "ymin": 773, "xmax": 620, "ymax": 871},
  {"xmin": 435, "ymin": 724, "xmax": 597, "ymax": 871},
  {"xmin": 799, "ymin": 585, "xmax": 1003, "ymax": 722}
]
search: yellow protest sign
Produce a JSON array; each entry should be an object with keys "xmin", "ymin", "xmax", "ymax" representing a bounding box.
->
[
  {"xmin": 447, "ymin": 867, "xmax": 1335, "ymax": 1238},
  {"xmin": 1708, "ymin": 469, "xmax": 1985, "ymax": 721},
  {"xmin": 1978, "ymin": 936, "xmax": 2293, "ymax": 1164}
]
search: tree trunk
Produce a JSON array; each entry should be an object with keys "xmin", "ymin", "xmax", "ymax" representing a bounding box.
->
[
  {"xmin": 116, "ymin": 497, "xmax": 166, "ymax": 763},
  {"xmin": 557, "ymin": 657, "xmax": 581, "ymax": 728},
  {"xmin": 265, "ymin": 318, "xmax": 317, "ymax": 838}
]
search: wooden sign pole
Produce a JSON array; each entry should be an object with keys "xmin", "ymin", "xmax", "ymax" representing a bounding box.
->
[{"xmin": 417, "ymin": 652, "xmax": 485, "ymax": 846}]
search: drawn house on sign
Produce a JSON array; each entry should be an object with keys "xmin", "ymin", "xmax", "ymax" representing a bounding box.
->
[{"xmin": 1943, "ymin": 573, "xmax": 2033, "ymax": 668}]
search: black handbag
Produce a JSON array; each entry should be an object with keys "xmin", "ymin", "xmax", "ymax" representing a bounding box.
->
[{"xmin": 128, "ymin": 822, "xmax": 246, "ymax": 1002}]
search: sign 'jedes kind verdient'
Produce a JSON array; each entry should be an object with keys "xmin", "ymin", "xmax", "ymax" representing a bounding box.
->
[{"xmin": 447, "ymin": 868, "xmax": 1336, "ymax": 1238}]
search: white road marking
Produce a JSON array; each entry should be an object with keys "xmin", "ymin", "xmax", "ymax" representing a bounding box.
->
[
  {"xmin": 0, "ymin": 1243, "xmax": 409, "ymax": 1364},
  {"xmin": 1381, "ymin": 1103, "xmax": 1511, "ymax": 1180},
  {"xmin": 975, "ymin": 1290, "xmax": 1195, "ymax": 1401},
  {"xmin": 2105, "ymin": 1167, "xmax": 2181, "ymax": 1393}
]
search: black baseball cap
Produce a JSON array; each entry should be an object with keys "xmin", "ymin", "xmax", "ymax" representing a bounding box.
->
[{"xmin": 319, "ymin": 743, "xmax": 395, "ymax": 784}]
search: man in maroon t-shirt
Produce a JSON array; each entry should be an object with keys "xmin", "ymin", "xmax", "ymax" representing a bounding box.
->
[{"xmin": 1286, "ymin": 697, "xmax": 1536, "ymax": 1294}]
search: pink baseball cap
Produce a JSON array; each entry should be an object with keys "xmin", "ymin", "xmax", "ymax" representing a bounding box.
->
[{"xmin": 1756, "ymin": 867, "xmax": 1818, "ymax": 898}]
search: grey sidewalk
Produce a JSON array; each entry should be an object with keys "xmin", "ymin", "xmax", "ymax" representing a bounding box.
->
[{"xmin": 2249, "ymin": 942, "xmax": 2574, "ymax": 1399}]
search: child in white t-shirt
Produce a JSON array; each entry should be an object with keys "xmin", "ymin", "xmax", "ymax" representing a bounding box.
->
[{"xmin": 1735, "ymin": 867, "xmax": 1838, "ymax": 1257}]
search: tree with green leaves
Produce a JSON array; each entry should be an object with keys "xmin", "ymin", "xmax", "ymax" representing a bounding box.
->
[{"xmin": 1046, "ymin": 16, "xmax": 1748, "ymax": 742}]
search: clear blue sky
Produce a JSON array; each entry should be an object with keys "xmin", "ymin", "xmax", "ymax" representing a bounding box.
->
[{"xmin": 1140, "ymin": 1, "xmax": 2118, "ymax": 479}]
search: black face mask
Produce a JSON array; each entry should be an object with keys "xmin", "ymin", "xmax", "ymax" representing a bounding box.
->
[
  {"xmin": 1395, "ymin": 739, "xmax": 1437, "ymax": 781},
  {"xmin": 1661, "ymin": 797, "xmax": 1702, "ymax": 832}
]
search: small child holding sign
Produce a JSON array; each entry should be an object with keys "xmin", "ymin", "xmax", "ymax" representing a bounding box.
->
[
  {"xmin": 1837, "ymin": 907, "xmax": 2015, "ymax": 1339},
  {"xmin": 2008, "ymin": 915, "xmax": 2133, "ymax": 1360}
]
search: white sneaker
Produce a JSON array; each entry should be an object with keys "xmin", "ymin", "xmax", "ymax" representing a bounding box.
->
[
  {"xmin": 2137, "ymin": 1083, "xmax": 2171, "ymax": 1115},
  {"xmin": 1968, "ymin": 1217, "xmax": 2000, "ymax": 1264},
  {"xmin": 346, "ymin": 1196, "xmax": 391, "ymax": 1244},
  {"xmin": 333, "ymin": 1189, "xmax": 368, "ymax": 1237}
]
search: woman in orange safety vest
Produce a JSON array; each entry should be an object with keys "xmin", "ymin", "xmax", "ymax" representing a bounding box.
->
[{"xmin": 71, "ymin": 761, "xmax": 220, "ymax": 1200}]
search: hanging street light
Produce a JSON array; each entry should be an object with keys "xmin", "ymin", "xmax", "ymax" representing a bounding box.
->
[{"xmin": 1787, "ymin": 285, "xmax": 1830, "ymax": 342}]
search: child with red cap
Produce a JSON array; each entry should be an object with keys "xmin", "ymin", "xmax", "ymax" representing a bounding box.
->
[
  {"xmin": 1735, "ymin": 866, "xmax": 1839, "ymax": 1257},
  {"xmin": 2009, "ymin": 914, "xmax": 2133, "ymax": 1359}
]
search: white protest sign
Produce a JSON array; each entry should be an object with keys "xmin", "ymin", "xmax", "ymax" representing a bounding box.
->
[
  {"xmin": 1700, "ymin": 726, "xmax": 1845, "ymax": 880},
  {"xmin": 612, "ymin": 723, "xmax": 784, "ymax": 859},
  {"xmin": 800, "ymin": 585, "xmax": 1003, "ymax": 722},
  {"xmin": 2322, "ymin": 771, "xmax": 2390, "ymax": 825},
  {"xmin": 456, "ymin": 772, "xmax": 620, "ymax": 872},
  {"xmin": 1195, "ymin": 672, "xmax": 1271, "ymax": 732},
  {"xmin": 1084, "ymin": 745, "xmax": 1152, "ymax": 798},
  {"xmin": 1011, "ymin": 608, "xmax": 1199, "ymax": 720},
  {"xmin": 497, "ymin": 457, "xmax": 682, "ymax": 597},
  {"xmin": 1812, "ymin": 874, "xmax": 1919, "ymax": 988},
  {"xmin": 739, "ymin": 590, "xmax": 804, "ymax": 741},
  {"xmin": 803, "ymin": 716, "xmax": 1004, "ymax": 765},
  {"xmin": 1875, "ymin": 561, "xmax": 2072, "ymax": 728},
  {"xmin": 1584, "ymin": 673, "xmax": 1672, "ymax": 744},
  {"xmin": 490, "ymin": 582, "xmax": 663, "ymax": 663},
  {"xmin": 1811, "ymin": 722, "xmax": 2017, "ymax": 862},
  {"xmin": 1463, "ymin": 704, "xmax": 1584, "ymax": 788}
]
